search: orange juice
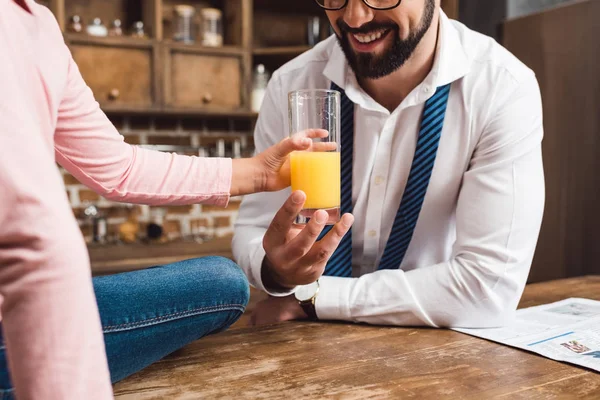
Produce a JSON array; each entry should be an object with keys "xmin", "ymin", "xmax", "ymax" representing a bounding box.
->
[{"xmin": 290, "ymin": 151, "xmax": 340, "ymax": 210}]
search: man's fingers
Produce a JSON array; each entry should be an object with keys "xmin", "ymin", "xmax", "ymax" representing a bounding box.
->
[
  {"xmin": 264, "ymin": 191, "xmax": 306, "ymax": 248},
  {"xmin": 284, "ymin": 210, "xmax": 328, "ymax": 260},
  {"xmin": 300, "ymin": 213, "xmax": 354, "ymax": 266}
]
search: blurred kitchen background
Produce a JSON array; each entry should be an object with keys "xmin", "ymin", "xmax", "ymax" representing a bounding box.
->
[{"xmin": 39, "ymin": 0, "xmax": 599, "ymax": 282}]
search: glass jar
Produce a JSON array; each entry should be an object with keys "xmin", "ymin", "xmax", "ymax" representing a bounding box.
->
[
  {"xmin": 174, "ymin": 5, "xmax": 195, "ymax": 43},
  {"xmin": 201, "ymin": 8, "xmax": 223, "ymax": 47}
]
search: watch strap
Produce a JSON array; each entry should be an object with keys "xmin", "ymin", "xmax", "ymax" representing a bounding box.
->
[{"xmin": 299, "ymin": 299, "xmax": 318, "ymax": 321}]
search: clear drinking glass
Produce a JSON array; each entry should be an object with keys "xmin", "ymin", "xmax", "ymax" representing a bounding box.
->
[{"xmin": 288, "ymin": 89, "xmax": 341, "ymax": 225}]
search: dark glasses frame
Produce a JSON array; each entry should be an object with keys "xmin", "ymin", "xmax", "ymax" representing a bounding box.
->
[{"xmin": 314, "ymin": 0, "xmax": 402, "ymax": 11}]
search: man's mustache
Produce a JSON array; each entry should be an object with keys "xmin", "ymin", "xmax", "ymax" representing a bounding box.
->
[{"xmin": 336, "ymin": 18, "xmax": 398, "ymax": 35}]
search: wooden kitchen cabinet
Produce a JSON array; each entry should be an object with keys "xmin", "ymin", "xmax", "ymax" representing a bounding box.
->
[
  {"xmin": 164, "ymin": 46, "xmax": 243, "ymax": 111},
  {"xmin": 49, "ymin": 0, "xmax": 460, "ymax": 117},
  {"xmin": 70, "ymin": 41, "xmax": 157, "ymax": 108}
]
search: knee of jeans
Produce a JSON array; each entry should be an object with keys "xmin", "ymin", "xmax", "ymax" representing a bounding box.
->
[{"xmin": 190, "ymin": 256, "xmax": 250, "ymax": 309}]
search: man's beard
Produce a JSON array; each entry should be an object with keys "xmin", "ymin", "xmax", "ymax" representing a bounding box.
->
[{"xmin": 335, "ymin": 0, "xmax": 436, "ymax": 80}]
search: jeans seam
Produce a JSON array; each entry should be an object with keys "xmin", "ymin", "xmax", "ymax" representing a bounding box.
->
[{"xmin": 103, "ymin": 304, "xmax": 246, "ymax": 333}]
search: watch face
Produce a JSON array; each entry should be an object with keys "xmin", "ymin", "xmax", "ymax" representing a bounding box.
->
[{"xmin": 295, "ymin": 281, "xmax": 319, "ymax": 302}]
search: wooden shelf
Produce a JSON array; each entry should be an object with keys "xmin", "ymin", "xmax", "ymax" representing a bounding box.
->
[
  {"xmin": 253, "ymin": 46, "xmax": 312, "ymax": 56},
  {"xmin": 159, "ymin": 107, "xmax": 258, "ymax": 118},
  {"xmin": 164, "ymin": 41, "xmax": 246, "ymax": 56},
  {"xmin": 64, "ymin": 36, "xmax": 246, "ymax": 57},
  {"xmin": 99, "ymin": 104, "xmax": 161, "ymax": 115},
  {"xmin": 65, "ymin": 34, "xmax": 155, "ymax": 48},
  {"xmin": 101, "ymin": 104, "xmax": 258, "ymax": 119}
]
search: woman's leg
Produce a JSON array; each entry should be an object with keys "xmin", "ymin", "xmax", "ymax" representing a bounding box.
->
[
  {"xmin": 96, "ymin": 256, "xmax": 250, "ymax": 382},
  {"xmin": 0, "ymin": 255, "xmax": 249, "ymax": 395}
]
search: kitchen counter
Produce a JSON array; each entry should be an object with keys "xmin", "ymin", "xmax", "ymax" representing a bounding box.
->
[{"xmin": 88, "ymin": 237, "xmax": 234, "ymax": 276}]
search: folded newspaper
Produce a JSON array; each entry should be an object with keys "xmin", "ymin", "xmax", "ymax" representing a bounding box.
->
[{"xmin": 455, "ymin": 298, "xmax": 600, "ymax": 373}]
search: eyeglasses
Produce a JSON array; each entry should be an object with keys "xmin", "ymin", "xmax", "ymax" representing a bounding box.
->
[{"xmin": 314, "ymin": 0, "xmax": 402, "ymax": 11}]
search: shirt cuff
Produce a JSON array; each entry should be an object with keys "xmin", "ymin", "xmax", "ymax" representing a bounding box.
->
[
  {"xmin": 315, "ymin": 276, "xmax": 353, "ymax": 320},
  {"xmin": 212, "ymin": 157, "xmax": 232, "ymax": 207},
  {"xmin": 247, "ymin": 238, "xmax": 296, "ymax": 297}
]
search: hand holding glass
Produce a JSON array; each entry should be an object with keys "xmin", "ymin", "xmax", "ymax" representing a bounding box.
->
[{"xmin": 289, "ymin": 89, "xmax": 341, "ymax": 225}]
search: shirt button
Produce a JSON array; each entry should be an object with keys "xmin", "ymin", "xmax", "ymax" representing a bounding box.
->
[
  {"xmin": 423, "ymin": 86, "xmax": 430, "ymax": 93},
  {"xmin": 374, "ymin": 176, "xmax": 384, "ymax": 185},
  {"xmin": 368, "ymin": 230, "xmax": 377, "ymax": 238}
]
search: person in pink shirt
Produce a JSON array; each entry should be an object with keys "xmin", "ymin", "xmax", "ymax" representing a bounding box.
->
[{"xmin": 0, "ymin": 0, "xmax": 352, "ymax": 399}]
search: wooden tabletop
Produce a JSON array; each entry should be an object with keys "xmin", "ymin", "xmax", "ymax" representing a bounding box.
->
[{"xmin": 113, "ymin": 276, "xmax": 600, "ymax": 399}]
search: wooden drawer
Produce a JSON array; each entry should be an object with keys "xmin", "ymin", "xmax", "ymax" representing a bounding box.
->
[
  {"xmin": 71, "ymin": 44, "xmax": 155, "ymax": 107},
  {"xmin": 165, "ymin": 48, "xmax": 242, "ymax": 110}
]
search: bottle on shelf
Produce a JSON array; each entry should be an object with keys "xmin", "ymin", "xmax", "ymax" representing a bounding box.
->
[
  {"xmin": 130, "ymin": 21, "xmax": 147, "ymax": 39},
  {"xmin": 216, "ymin": 139, "xmax": 226, "ymax": 157},
  {"xmin": 108, "ymin": 19, "xmax": 123, "ymax": 37},
  {"xmin": 307, "ymin": 16, "xmax": 321, "ymax": 46},
  {"xmin": 67, "ymin": 15, "xmax": 83, "ymax": 33},
  {"xmin": 233, "ymin": 139, "xmax": 242, "ymax": 159},
  {"xmin": 84, "ymin": 204, "xmax": 107, "ymax": 244},
  {"xmin": 251, "ymin": 64, "xmax": 271, "ymax": 113}
]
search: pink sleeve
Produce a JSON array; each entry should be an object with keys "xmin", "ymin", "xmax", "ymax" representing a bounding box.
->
[
  {"xmin": 0, "ymin": 39, "xmax": 112, "ymax": 400},
  {"xmin": 54, "ymin": 55, "xmax": 232, "ymax": 207}
]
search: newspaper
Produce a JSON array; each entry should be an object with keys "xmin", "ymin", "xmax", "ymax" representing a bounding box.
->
[{"xmin": 454, "ymin": 298, "xmax": 600, "ymax": 373}]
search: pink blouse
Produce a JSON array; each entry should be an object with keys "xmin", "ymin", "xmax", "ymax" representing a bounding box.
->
[{"xmin": 0, "ymin": 0, "xmax": 232, "ymax": 398}]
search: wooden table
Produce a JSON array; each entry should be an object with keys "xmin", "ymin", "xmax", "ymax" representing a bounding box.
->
[{"xmin": 113, "ymin": 276, "xmax": 600, "ymax": 399}]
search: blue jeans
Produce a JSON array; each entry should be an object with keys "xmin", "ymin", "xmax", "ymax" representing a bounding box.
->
[{"xmin": 0, "ymin": 256, "xmax": 249, "ymax": 399}]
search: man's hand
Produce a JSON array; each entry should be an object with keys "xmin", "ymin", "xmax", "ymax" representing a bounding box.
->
[
  {"xmin": 249, "ymin": 295, "xmax": 307, "ymax": 327},
  {"xmin": 262, "ymin": 190, "xmax": 354, "ymax": 290}
]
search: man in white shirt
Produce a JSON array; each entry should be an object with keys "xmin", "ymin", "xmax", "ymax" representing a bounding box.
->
[{"xmin": 233, "ymin": 0, "xmax": 545, "ymax": 328}]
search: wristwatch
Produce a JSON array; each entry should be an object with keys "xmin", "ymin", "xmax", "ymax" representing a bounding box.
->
[{"xmin": 295, "ymin": 280, "xmax": 320, "ymax": 320}]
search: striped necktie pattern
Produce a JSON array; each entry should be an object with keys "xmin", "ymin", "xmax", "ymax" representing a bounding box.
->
[{"xmin": 322, "ymin": 82, "xmax": 452, "ymax": 277}]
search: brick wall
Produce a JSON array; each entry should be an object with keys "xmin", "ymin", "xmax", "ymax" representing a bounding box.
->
[{"xmin": 66, "ymin": 115, "xmax": 254, "ymax": 244}]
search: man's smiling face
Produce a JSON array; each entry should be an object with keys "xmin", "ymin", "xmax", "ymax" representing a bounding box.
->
[{"xmin": 326, "ymin": 0, "xmax": 436, "ymax": 79}]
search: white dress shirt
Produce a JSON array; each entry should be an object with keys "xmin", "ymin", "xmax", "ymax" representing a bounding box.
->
[{"xmin": 233, "ymin": 11, "xmax": 545, "ymax": 328}]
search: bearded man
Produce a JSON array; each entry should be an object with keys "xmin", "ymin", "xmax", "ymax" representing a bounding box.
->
[{"xmin": 233, "ymin": 0, "xmax": 545, "ymax": 328}]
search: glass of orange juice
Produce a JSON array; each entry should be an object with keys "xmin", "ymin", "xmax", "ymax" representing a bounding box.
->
[{"xmin": 289, "ymin": 89, "xmax": 341, "ymax": 225}]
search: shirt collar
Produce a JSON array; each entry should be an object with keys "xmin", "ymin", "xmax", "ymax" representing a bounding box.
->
[
  {"xmin": 429, "ymin": 10, "xmax": 470, "ymax": 88},
  {"xmin": 323, "ymin": 10, "xmax": 470, "ymax": 111},
  {"xmin": 14, "ymin": 0, "xmax": 33, "ymax": 14}
]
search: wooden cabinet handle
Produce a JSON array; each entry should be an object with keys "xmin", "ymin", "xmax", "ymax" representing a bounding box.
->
[
  {"xmin": 202, "ymin": 93, "xmax": 213, "ymax": 104},
  {"xmin": 108, "ymin": 88, "xmax": 120, "ymax": 101}
]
